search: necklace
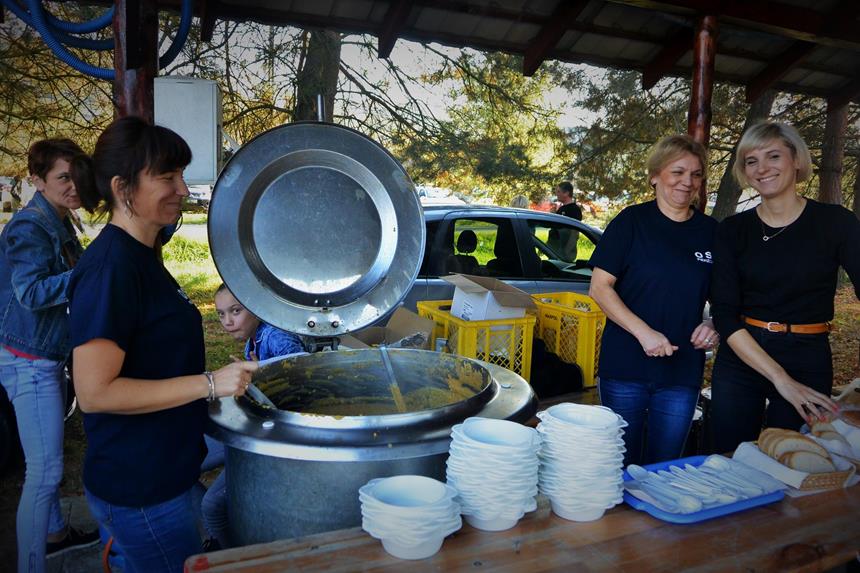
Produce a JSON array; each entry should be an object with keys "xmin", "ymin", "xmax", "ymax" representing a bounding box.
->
[
  {"xmin": 758, "ymin": 199, "xmax": 804, "ymax": 242},
  {"xmin": 760, "ymin": 220, "xmax": 790, "ymax": 242}
]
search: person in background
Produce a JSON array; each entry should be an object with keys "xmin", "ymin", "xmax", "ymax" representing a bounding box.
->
[
  {"xmin": 509, "ymin": 194, "xmax": 530, "ymax": 209},
  {"xmin": 199, "ymin": 284, "xmax": 305, "ymax": 550},
  {"xmin": 553, "ymin": 181, "xmax": 583, "ymax": 220},
  {"xmin": 0, "ymin": 138, "xmax": 99, "ymax": 573},
  {"xmin": 68, "ymin": 116, "xmax": 257, "ymax": 573},
  {"xmin": 215, "ymin": 283, "xmax": 305, "ymax": 361},
  {"xmin": 551, "ymin": 182, "xmax": 583, "ymax": 261},
  {"xmin": 588, "ymin": 135, "xmax": 718, "ymax": 466},
  {"xmin": 709, "ymin": 121, "xmax": 859, "ymax": 453}
]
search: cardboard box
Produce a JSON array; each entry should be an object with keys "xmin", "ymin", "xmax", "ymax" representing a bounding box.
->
[
  {"xmin": 339, "ymin": 307, "xmax": 434, "ymax": 350},
  {"xmin": 441, "ymin": 274, "xmax": 536, "ymax": 321}
]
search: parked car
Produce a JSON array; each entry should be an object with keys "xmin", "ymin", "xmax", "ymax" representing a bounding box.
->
[{"xmin": 401, "ymin": 205, "xmax": 602, "ymax": 310}]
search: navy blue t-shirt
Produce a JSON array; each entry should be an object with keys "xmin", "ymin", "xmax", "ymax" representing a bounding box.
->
[
  {"xmin": 69, "ymin": 224, "xmax": 207, "ymax": 507},
  {"xmin": 589, "ymin": 201, "xmax": 717, "ymax": 387}
]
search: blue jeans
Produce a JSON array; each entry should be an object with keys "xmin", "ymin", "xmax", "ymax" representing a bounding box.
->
[
  {"xmin": 193, "ymin": 436, "xmax": 230, "ymax": 546},
  {"xmin": 85, "ymin": 488, "xmax": 201, "ymax": 573},
  {"xmin": 599, "ymin": 377, "xmax": 700, "ymax": 466},
  {"xmin": 0, "ymin": 346, "xmax": 66, "ymax": 573},
  {"xmin": 202, "ymin": 470, "xmax": 230, "ymax": 547}
]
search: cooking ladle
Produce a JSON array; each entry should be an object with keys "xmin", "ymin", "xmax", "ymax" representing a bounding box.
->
[{"xmin": 379, "ymin": 346, "xmax": 408, "ymax": 413}]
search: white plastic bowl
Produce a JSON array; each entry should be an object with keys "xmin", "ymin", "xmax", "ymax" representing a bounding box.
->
[
  {"xmin": 369, "ymin": 475, "xmax": 451, "ymax": 508},
  {"xmin": 543, "ymin": 404, "xmax": 625, "ymax": 430},
  {"xmin": 550, "ymin": 500, "xmax": 607, "ymax": 522},
  {"xmin": 381, "ymin": 535, "xmax": 445, "ymax": 560},
  {"xmin": 460, "ymin": 418, "xmax": 537, "ymax": 446},
  {"xmin": 465, "ymin": 513, "xmax": 522, "ymax": 532}
]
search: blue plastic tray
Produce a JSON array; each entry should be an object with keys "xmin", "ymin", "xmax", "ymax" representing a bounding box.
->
[{"xmin": 622, "ymin": 455, "xmax": 784, "ymax": 524}]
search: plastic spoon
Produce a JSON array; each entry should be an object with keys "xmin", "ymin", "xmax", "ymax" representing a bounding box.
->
[
  {"xmin": 627, "ymin": 465, "xmax": 703, "ymax": 513},
  {"xmin": 657, "ymin": 470, "xmax": 734, "ymax": 504},
  {"xmin": 669, "ymin": 465, "xmax": 741, "ymax": 498},
  {"xmin": 696, "ymin": 465, "xmax": 764, "ymax": 496},
  {"xmin": 702, "ymin": 455, "xmax": 785, "ymax": 493},
  {"xmin": 682, "ymin": 464, "xmax": 752, "ymax": 498}
]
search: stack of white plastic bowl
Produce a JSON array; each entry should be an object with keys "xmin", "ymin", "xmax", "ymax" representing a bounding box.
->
[
  {"xmin": 446, "ymin": 417, "xmax": 540, "ymax": 531},
  {"xmin": 537, "ymin": 403, "xmax": 626, "ymax": 522},
  {"xmin": 359, "ymin": 475, "xmax": 462, "ymax": 560}
]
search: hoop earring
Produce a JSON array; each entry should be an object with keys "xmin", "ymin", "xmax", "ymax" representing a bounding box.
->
[{"xmin": 124, "ymin": 198, "xmax": 134, "ymax": 218}]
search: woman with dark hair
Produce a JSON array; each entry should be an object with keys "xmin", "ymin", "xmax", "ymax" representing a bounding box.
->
[
  {"xmin": 68, "ymin": 116, "xmax": 257, "ymax": 572},
  {"xmin": 0, "ymin": 138, "xmax": 99, "ymax": 572},
  {"xmin": 588, "ymin": 135, "xmax": 718, "ymax": 466},
  {"xmin": 709, "ymin": 121, "xmax": 859, "ymax": 453}
]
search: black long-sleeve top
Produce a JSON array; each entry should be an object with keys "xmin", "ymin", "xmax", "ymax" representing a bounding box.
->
[{"xmin": 710, "ymin": 199, "xmax": 860, "ymax": 339}]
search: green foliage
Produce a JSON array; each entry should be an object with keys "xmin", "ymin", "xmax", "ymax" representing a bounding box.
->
[
  {"xmin": 394, "ymin": 51, "xmax": 576, "ymax": 205},
  {"xmin": 0, "ymin": 5, "xmax": 113, "ymax": 173},
  {"xmin": 163, "ymin": 235, "xmax": 212, "ymax": 264}
]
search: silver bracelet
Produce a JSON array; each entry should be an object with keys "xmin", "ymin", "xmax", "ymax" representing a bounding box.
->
[{"xmin": 204, "ymin": 371, "xmax": 216, "ymax": 402}]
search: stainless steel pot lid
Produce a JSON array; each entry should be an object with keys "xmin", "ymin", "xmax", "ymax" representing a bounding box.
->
[{"xmin": 208, "ymin": 122, "xmax": 424, "ymax": 336}]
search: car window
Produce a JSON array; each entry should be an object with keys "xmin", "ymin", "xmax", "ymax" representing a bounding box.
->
[
  {"xmin": 418, "ymin": 220, "xmax": 440, "ymax": 277},
  {"xmin": 442, "ymin": 218, "xmax": 523, "ymax": 278},
  {"xmin": 526, "ymin": 218, "xmax": 596, "ymax": 281}
]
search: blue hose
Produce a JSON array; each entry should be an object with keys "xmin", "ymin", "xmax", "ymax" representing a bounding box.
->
[
  {"xmin": 8, "ymin": 0, "xmax": 194, "ymax": 80},
  {"xmin": 24, "ymin": 0, "xmax": 115, "ymax": 79},
  {"xmin": 159, "ymin": 0, "xmax": 193, "ymax": 69},
  {"xmin": 1, "ymin": 0, "xmax": 112, "ymax": 50},
  {"xmin": 44, "ymin": 5, "xmax": 114, "ymax": 34}
]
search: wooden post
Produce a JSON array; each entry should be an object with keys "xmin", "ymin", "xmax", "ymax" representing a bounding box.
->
[
  {"xmin": 687, "ymin": 14, "xmax": 718, "ymax": 211},
  {"xmin": 818, "ymin": 99, "xmax": 848, "ymax": 205},
  {"xmin": 113, "ymin": 0, "xmax": 158, "ymax": 121}
]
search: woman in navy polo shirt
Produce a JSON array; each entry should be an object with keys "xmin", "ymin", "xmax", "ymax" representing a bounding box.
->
[
  {"xmin": 589, "ymin": 135, "xmax": 718, "ymax": 466},
  {"xmin": 68, "ymin": 117, "xmax": 258, "ymax": 573}
]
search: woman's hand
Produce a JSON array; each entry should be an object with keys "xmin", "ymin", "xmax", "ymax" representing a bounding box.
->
[
  {"xmin": 212, "ymin": 361, "xmax": 259, "ymax": 398},
  {"xmin": 772, "ymin": 373, "xmax": 840, "ymax": 424},
  {"xmin": 636, "ymin": 328, "xmax": 679, "ymax": 357},
  {"xmin": 691, "ymin": 320, "xmax": 719, "ymax": 350}
]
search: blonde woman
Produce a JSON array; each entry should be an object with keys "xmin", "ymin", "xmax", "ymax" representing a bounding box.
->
[
  {"xmin": 589, "ymin": 135, "xmax": 718, "ymax": 465},
  {"xmin": 709, "ymin": 121, "xmax": 859, "ymax": 452}
]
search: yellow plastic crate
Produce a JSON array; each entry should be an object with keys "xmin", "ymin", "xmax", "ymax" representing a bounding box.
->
[
  {"xmin": 531, "ymin": 292, "xmax": 606, "ymax": 388},
  {"xmin": 416, "ymin": 300, "xmax": 535, "ymax": 381}
]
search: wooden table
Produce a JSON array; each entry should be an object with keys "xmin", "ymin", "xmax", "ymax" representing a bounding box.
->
[{"xmin": 185, "ymin": 485, "xmax": 860, "ymax": 572}]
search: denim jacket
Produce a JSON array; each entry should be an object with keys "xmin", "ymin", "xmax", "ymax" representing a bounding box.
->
[
  {"xmin": 0, "ymin": 191, "xmax": 83, "ymax": 360},
  {"xmin": 244, "ymin": 322, "xmax": 305, "ymax": 362}
]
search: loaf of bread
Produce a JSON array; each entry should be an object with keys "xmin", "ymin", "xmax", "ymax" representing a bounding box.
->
[
  {"xmin": 758, "ymin": 427, "xmax": 836, "ymax": 474},
  {"xmin": 834, "ymin": 379, "xmax": 860, "ymax": 407},
  {"xmin": 841, "ymin": 409, "xmax": 860, "ymax": 428},
  {"xmin": 777, "ymin": 451, "xmax": 836, "ymax": 473},
  {"xmin": 810, "ymin": 421, "xmax": 852, "ymax": 451},
  {"xmin": 759, "ymin": 428, "xmax": 829, "ymax": 458}
]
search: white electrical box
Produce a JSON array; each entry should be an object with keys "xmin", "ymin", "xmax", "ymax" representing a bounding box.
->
[{"xmin": 154, "ymin": 77, "xmax": 222, "ymax": 185}]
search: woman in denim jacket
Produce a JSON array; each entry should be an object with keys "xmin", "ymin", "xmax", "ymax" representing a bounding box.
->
[{"xmin": 0, "ymin": 139, "xmax": 98, "ymax": 573}]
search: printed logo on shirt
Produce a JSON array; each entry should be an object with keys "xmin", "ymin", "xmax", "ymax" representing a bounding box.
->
[
  {"xmin": 177, "ymin": 287, "xmax": 193, "ymax": 304},
  {"xmin": 694, "ymin": 251, "xmax": 713, "ymax": 264}
]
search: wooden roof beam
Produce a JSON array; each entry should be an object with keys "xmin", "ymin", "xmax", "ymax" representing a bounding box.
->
[
  {"xmin": 642, "ymin": 27, "xmax": 691, "ymax": 90},
  {"xmin": 828, "ymin": 77, "xmax": 860, "ymax": 108},
  {"xmin": 523, "ymin": 1, "xmax": 589, "ymax": 76},
  {"xmin": 745, "ymin": 41, "xmax": 815, "ymax": 103},
  {"xmin": 377, "ymin": 0, "xmax": 413, "ymax": 59},
  {"xmin": 609, "ymin": 0, "xmax": 860, "ymax": 48},
  {"xmin": 200, "ymin": 0, "xmax": 218, "ymax": 43}
]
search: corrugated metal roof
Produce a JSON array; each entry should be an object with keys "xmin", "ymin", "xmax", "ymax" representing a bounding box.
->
[{"xmin": 207, "ymin": 0, "xmax": 860, "ymax": 103}]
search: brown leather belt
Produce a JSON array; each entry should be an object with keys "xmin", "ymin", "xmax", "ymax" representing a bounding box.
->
[{"xmin": 743, "ymin": 316, "xmax": 831, "ymax": 334}]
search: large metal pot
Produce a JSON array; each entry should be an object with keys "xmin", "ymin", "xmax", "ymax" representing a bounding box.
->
[
  {"xmin": 207, "ymin": 122, "xmax": 536, "ymax": 545},
  {"xmin": 208, "ymin": 349, "xmax": 536, "ymax": 544}
]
